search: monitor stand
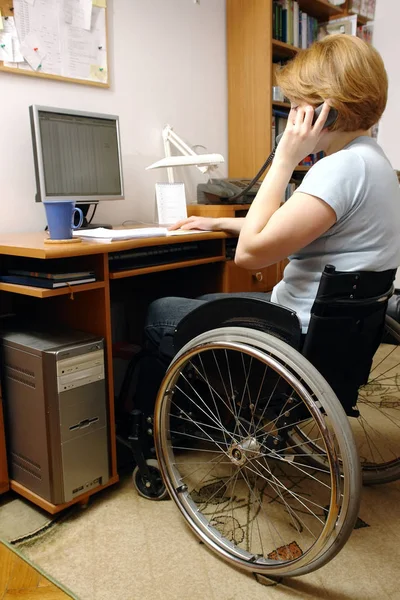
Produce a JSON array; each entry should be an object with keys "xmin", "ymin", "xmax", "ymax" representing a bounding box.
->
[{"xmin": 75, "ymin": 203, "xmax": 112, "ymax": 230}]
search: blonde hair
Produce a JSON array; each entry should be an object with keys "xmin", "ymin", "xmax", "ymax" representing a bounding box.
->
[{"xmin": 276, "ymin": 34, "xmax": 388, "ymax": 131}]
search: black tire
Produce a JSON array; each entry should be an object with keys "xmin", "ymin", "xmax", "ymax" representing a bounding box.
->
[
  {"xmin": 154, "ymin": 327, "xmax": 361, "ymax": 577},
  {"xmin": 132, "ymin": 459, "xmax": 168, "ymax": 500}
]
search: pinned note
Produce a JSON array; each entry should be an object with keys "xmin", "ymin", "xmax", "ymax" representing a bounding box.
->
[
  {"xmin": 64, "ymin": 0, "xmax": 93, "ymax": 30},
  {"xmin": 93, "ymin": 0, "xmax": 106, "ymax": 6},
  {"xmin": 20, "ymin": 32, "xmax": 46, "ymax": 70},
  {"xmin": 90, "ymin": 63, "xmax": 107, "ymax": 82},
  {"xmin": 23, "ymin": 0, "xmax": 36, "ymax": 5}
]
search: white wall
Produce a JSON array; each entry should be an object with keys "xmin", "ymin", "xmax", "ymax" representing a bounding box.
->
[
  {"xmin": 0, "ymin": 0, "xmax": 227, "ymax": 233},
  {"xmin": 373, "ymin": 0, "xmax": 400, "ymax": 169}
]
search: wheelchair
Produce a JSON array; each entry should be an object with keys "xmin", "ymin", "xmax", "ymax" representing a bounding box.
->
[{"xmin": 128, "ymin": 264, "xmax": 400, "ymax": 578}]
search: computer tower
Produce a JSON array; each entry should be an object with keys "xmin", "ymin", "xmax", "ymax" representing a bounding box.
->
[{"xmin": 1, "ymin": 326, "xmax": 110, "ymax": 505}]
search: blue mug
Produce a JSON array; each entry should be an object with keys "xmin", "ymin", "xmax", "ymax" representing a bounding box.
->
[{"xmin": 43, "ymin": 201, "xmax": 84, "ymax": 240}]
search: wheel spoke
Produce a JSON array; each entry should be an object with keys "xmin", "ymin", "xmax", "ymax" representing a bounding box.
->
[{"xmin": 156, "ymin": 336, "xmax": 360, "ymax": 576}]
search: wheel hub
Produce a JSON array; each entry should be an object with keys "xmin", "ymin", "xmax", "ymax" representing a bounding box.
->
[{"xmin": 228, "ymin": 437, "xmax": 261, "ymax": 466}]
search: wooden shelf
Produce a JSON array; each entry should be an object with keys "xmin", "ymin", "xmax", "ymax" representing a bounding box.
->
[
  {"xmin": 273, "ymin": 101, "xmax": 291, "ymax": 109},
  {"xmin": 354, "ymin": 13, "xmax": 369, "ymax": 25},
  {"xmin": 294, "ymin": 166, "xmax": 311, "ymax": 172},
  {"xmin": 0, "ymin": 280, "xmax": 105, "ymax": 298},
  {"xmin": 297, "ymin": 0, "xmax": 344, "ymax": 19},
  {"xmin": 272, "ymin": 39, "xmax": 299, "ymax": 58},
  {"xmin": 109, "ymin": 255, "xmax": 225, "ymax": 280}
]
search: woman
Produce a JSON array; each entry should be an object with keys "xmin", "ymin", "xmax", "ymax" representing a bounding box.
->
[{"xmin": 144, "ymin": 33, "xmax": 400, "ymax": 352}]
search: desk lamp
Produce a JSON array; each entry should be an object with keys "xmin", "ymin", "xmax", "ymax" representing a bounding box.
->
[{"xmin": 146, "ymin": 124, "xmax": 224, "ymax": 183}]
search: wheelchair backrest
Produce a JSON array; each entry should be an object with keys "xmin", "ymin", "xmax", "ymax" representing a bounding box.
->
[{"xmin": 302, "ymin": 264, "xmax": 396, "ymax": 415}]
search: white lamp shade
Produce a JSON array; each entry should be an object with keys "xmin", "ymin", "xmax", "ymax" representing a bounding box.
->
[{"xmin": 146, "ymin": 153, "xmax": 224, "ymax": 170}]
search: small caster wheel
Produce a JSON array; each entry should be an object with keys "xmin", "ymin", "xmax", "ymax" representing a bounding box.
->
[{"xmin": 132, "ymin": 459, "xmax": 168, "ymax": 500}]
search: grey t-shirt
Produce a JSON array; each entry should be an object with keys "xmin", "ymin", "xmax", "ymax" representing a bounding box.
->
[{"xmin": 271, "ymin": 136, "xmax": 400, "ymax": 332}]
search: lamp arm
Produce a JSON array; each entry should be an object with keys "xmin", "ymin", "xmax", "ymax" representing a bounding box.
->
[
  {"xmin": 162, "ymin": 125, "xmax": 211, "ymax": 179},
  {"xmin": 162, "ymin": 125, "xmax": 199, "ymax": 157}
]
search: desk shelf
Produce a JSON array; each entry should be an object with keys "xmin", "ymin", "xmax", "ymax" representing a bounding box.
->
[
  {"xmin": 0, "ymin": 231, "xmax": 234, "ymax": 513},
  {"xmin": 109, "ymin": 256, "xmax": 225, "ymax": 280},
  {"xmin": 0, "ymin": 280, "xmax": 105, "ymax": 298}
]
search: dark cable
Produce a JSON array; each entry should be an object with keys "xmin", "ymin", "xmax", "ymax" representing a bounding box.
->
[
  {"xmin": 87, "ymin": 203, "xmax": 98, "ymax": 225},
  {"xmin": 228, "ymin": 139, "xmax": 280, "ymax": 202}
]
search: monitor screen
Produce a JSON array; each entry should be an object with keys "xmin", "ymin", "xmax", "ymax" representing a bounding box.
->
[{"xmin": 30, "ymin": 105, "xmax": 124, "ymax": 203}]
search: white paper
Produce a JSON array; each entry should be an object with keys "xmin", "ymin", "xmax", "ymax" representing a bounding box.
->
[
  {"xmin": 12, "ymin": 36, "xmax": 25, "ymax": 62},
  {"xmin": 13, "ymin": 0, "xmax": 63, "ymax": 75},
  {"xmin": 72, "ymin": 227, "xmax": 205, "ymax": 243},
  {"xmin": 73, "ymin": 227, "xmax": 169, "ymax": 242},
  {"xmin": 0, "ymin": 33, "xmax": 14, "ymax": 61},
  {"xmin": 17, "ymin": 60, "xmax": 34, "ymax": 70},
  {"xmin": 63, "ymin": 0, "xmax": 73, "ymax": 24},
  {"xmin": 155, "ymin": 183, "xmax": 188, "ymax": 226},
  {"xmin": 20, "ymin": 31, "xmax": 46, "ymax": 69},
  {"xmin": 24, "ymin": 0, "xmax": 36, "ymax": 5},
  {"xmin": 1, "ymin": 16, "xmax": 23, "ymax": 61},
  {"xmin": 64, "ymin": 0, "xmax": 92, "ymax": 31},
  {"xmin": 63, "ymin": 6, "xmax": 106, "ymax": 81},
  {"xmin": 2, "ymin": 16, "xmax": 17, "ymax": 35}
]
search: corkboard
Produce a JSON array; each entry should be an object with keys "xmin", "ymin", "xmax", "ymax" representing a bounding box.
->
[{"xmin": 0, "ymin": 0, "xmax": 109, "ymax": 88}]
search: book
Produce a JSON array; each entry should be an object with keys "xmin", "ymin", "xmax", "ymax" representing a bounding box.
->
[
  {"xmin": 0, "ymin": 275, "xmax": 96, "ymax": 289},
  {"xmin": 7, "ymin": 269, "xmax": 95, "ymax": 281},
  {"xmin": 319, "ymin": 15, "xmax": 357, "ymax": 38}
]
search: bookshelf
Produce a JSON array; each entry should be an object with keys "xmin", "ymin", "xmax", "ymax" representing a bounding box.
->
[
  {"xmin": 272, "ymin": 39, "xmax": 299, "ymax": 58},
  {"xmin": 227, "ymin": 0, "xmax": 346, "ymax": 178},
  {"xmin": 272, "ymin": 100, "xmax": 291, "ymax": 109},
  {"xmin": 227, "ymin": 1, "xmax": 375, "ymax": 178},
  {"xmin": 295, "ymin": 0, "xmax": 344, "ymax": 19}
]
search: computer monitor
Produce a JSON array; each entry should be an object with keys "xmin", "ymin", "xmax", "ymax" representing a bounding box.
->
[{"xmin": 29, "ymin": 105, "xmax": 124, "ymax": 227}]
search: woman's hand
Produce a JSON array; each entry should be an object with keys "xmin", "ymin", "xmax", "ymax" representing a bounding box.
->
[
  {"xmin": 274, "ymin": 101, "xmax": 331, "ymax": 168},
  {"xmin": 167, "ymin": 216, "xmax": 217, "ymax": 231}
]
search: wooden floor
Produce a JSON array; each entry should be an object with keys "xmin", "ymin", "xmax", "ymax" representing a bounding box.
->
[{"xmin": 0, "ymin": 542, "xmax": 72, "ymax": 599}]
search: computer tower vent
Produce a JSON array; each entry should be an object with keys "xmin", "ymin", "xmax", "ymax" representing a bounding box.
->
[
  {"xmin": 5, "ymin": 363, "xmax": 35, "ymax": 378},
  {"xmin": 11, "ymin": 451, "xmax": 42, "ymax": 480},
  {"xmin": 5, "ymin": 364, "xmax": 36, "ymax": 388}
]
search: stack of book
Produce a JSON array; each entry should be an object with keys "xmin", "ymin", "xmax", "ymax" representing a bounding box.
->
[
  {"xmin": 272, "ymin": 1, "xmax": 319, "ymax": 48},
  {"xmin": 349, "ymin": 0, "xmax": 376, "ymax": 20},
  {"xmin": 273, "ymin": 1, "xmax": 376, "ymax": 50},
  {"xmin": 0, "ymin": 268, "xmax": 96, "ymax": 289}
]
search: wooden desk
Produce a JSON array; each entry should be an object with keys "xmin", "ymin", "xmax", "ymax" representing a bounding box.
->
[{"xmin": 0, "ymin": 230, "xmax": 283, "ymax": 513}]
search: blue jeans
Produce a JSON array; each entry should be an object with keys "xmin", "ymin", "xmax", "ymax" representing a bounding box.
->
[{"xmin": 144, "ymin": 292, "xmax": 272, "ymax": 353}]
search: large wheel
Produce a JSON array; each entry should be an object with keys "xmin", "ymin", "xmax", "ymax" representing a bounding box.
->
[
  {"xmin": 353, "ymin": 315, "xmax": 400, "ymax": 483},
  {"xmin": 290, "ymin": 315, "xmax": 400, "ymax": 486},
  {"xmin": 154, "ymin": 327, "xmax": 361, "ymax": 578}
]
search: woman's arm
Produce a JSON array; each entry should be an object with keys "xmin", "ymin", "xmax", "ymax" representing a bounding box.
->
[
  {"xmin": 236, "ymin": 102, "xmax": 335, "ymax": 269},
  {"xmin": 168, "ymin": 216, "xmax": 245, "ymax": 235}
]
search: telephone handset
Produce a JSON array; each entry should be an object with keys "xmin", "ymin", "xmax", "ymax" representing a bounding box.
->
[
  {"xmin": 228, "ymin": 104, "xmax": 338, "ymax": 202},
  {"xmin": 313, "ymin": 104, "xmax": 338, "ymax": 127},
  {"xmin": 275, "ymin": 104, "xmax": 338, "ymax": 147}
]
